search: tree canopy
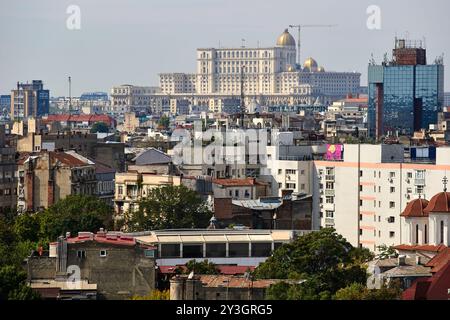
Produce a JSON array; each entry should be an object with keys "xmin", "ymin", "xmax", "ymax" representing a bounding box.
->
[
  {"xmin": 256, "ymin": 228, "xmax": 374, "ymax": 300},
  {"xmin": 39, "ymin": 195, "xmax": 114, "ymax": 242},
  {"xmin": 90, "ymin": 121, "xmax": 109, "ymax": 133},
  {"xmin": 126, "ymin": 185, "xmax": 212, "ymax": 231}
]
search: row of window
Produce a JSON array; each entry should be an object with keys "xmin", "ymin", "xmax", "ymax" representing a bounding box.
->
[{"xmin": 159, "ymin": 242, "xmax": 282, "ymax": 258}]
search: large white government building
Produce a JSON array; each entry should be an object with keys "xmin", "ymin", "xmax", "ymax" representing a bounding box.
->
[{"xmin": 158, "ymin": 29, "xmax": 361, "ymax": 109}]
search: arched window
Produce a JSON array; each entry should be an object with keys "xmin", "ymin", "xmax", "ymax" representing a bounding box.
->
[
  {"xmin": 440, "ymin": 221, "xmax": 444, "ymax": 244},
  {"xmin": 424, "ymin": 224, "xmax": 428, "ymax": 244},
  {"xmin": 415, "ymin": 224, "xmax": 419, "ymax": 245}
]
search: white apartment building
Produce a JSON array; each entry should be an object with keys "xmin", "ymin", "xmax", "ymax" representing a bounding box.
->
[
  {"xmin": 264, "ymin": 142, "xmax": 450, "ymax": 252},
  {"xmin": 109, "ymin": 85, "xmax": 164, "ymax": 115}
]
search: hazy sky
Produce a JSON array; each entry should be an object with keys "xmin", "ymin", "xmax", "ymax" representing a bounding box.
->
[{"xmin": 1, "ymin": 0, "xmax": 449, "ymax": 96}]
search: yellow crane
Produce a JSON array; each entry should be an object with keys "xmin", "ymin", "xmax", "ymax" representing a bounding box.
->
[{"xmin": 288, "ymin": 24, "xmax": 337, "ymax": 66}]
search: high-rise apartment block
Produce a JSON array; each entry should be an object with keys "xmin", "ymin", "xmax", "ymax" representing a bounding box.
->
[
  {"xmin": 10, "ymin": 80, "xmax": 50, "ymax": 120},
  {"xmin": 368, "ymin": 39, "xmax": 444, "ymax": 138}
]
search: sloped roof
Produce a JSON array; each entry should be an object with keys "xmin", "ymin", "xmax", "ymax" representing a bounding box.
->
[
  {"xmin": 424, "ymin": 192, "xmax": 450, "ymax": 214},
  {"xmin": 400, "ymin": 198, "xmax": 429, "ymax": 218},
  {"xmin": 132, "ymin": 148, "xmax": 171, "ymax": 165}
]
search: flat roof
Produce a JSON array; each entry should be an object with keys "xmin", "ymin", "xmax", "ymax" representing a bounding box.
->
[{"xmin": 135, "ymin": 229, "xmax": 294, "ymax": 245}]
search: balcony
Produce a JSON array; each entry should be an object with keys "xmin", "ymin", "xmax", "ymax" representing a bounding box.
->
[
  {"xmin": 323, "ymin": 203, "xmax": 335, "ymax": 211},
  {"xmin": 414, "ymin": 179, "xmax": 425, "ymax": 186},
  {"xmin": 325, "ymin": 175, "xmax": 335, "ymax": 181},
  {"xmin": 325, "ymin": 218, "xmax": 335, "ymax": 225},
  {"xmin": 325, "ymin": 189, "xmax": 335, "ymax": 196}
]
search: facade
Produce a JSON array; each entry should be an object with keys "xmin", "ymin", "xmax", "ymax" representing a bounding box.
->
[
  {"xmin": 0, "ymin": 95, "xmax": 11, "ymax": 114},
  {"xmin": 134, "ymin": 229, "xmax": 298, "ymax": 268},
  {"xmin": 158, "ymin": 29, "xmax": 360, "ymax": 107},
  {"xmin": 113, "ymin": 172, "xmax": 182, "ymax": 217},
  {"xmin": 10, "ymin": 80, "xmax": 50, "ymax": 120},
  {"xmin": 368, "ymin": 39, "xmax": 445, "ymax": 138},
  {"xmin": 445, "ymin": 92, "xmax": 450, "ymax": 107},
  {"xmin": 0, "ymin": 125, "xmax": 17, "ymax": 213},
  {"xmin": 109, "ymin": 85, "xmax": 164, "ymax": 115},
  {"xmin": 17, "ymin": 151, "xmax": 97, "ymax": 212},
  {"xmin": 27, "ymin": 230, "xmax": 157, "ymax": 300}
]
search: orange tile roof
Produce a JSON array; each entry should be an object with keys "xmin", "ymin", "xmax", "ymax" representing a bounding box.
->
[
  {"xmin": 213, "ymin": 178, "xmax": 261, "ymax": 187},
  {"xmin": 400, "ymin": 198, "xmax": 429, "ymax": 217},
  {"xmin": 424, "ymin": 192, "xmax": 450, "ymax": 213}
]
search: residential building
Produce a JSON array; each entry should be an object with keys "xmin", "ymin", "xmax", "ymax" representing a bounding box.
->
[
  {"xmin": 113, "ymin": 171, "xmax": 182, "ymax": 217},
  {"xmin": 26, "ymin": 230, "xmax": 157, "ymax": 300},
  {"xmin": 17, "ymin": 151, "xmax": 97, "ymax": 212},
  {"xmin": 10, "ymin": 80, "xmax": 50, "ymax": 120},
  {"xmin": 0, "ymin": 125, "xmax": 17, "ymax": 213}
]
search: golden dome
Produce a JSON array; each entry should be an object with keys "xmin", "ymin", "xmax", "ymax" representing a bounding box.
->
[
  {"xmin": 303, "ymin": 57, "xmax": 318, "ymax": 72},
  {"xmin": 276, "ymin": 29, "xmax": 296, "ymax": 47},
  {"xmin": 318, "ymin": 66, "xmax": 325, "ymax": 72},
  {"xmin": 287, "ymin": 64, "xmax": 295, "ymax": 72}
]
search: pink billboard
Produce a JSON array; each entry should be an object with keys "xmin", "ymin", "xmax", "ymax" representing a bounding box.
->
[{"xmin": 325, "ymin": 144, "xmax": 343, "ymax": 161}]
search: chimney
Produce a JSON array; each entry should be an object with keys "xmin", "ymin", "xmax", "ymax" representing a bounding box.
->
[
  {"xmin": 398, "ymin": 255, "xmax": 406, "ymax": 266},
  {"xmin": 415, "ymin": 255, "xmax": 422, "ymax": 265}
]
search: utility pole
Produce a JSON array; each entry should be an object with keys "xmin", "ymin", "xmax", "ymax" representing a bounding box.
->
[{"xmin": 288, "ymin": 24, "xmax": 337, "ymax": 66}]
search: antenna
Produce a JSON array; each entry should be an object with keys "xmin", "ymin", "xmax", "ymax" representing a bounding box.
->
[{"xmin": 68, "ymin": 76, "xmax": 72, "ymax": 114}]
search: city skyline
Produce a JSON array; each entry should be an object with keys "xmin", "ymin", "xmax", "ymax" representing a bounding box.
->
[{"xmin": 0, "ymin": 0, "xmax": 449, "ymax": 97}]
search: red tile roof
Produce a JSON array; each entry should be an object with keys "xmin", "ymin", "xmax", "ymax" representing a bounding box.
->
[
  {"xmin": 50, "ymin": 152, "xmax": 88, "ymax": 167},
  {"xmin": 393, "ymin": 244, "xmax": 447, "ymax": 253},
  {"xmin": 45, "ymin": 114, "xmax": 115, "ymax": 126},
  {"xmin": 425, "ymin": 247, "xmax": 450, "ymax": 273},
  {"xmin": 424, "ymin": 192, "xmax": 450, "ymax": 213},
  {"xmin": 400, "ymin": 198, "xmax": 429, "ymax": 218},
  {"xmin": 402, "ymin": 261, "xmax": 450, "ymax": 300},
  {"xmin": 158, "ymin": 265, "xmax": 255, "ymax": 275},
  {"xmin": 198, "ymin": 275, "xmax": 277, "ymax": 289},
  {"xmin": 66, "ymin": 232, "xmax": 136, "ymax": 246}
]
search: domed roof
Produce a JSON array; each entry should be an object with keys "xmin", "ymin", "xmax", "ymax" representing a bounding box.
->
[
  {"xmin": 287, "ymin": 64, "xmax": 296, "ymax": 72},
  {"xmin": 318, "ymin": 66, "xmax": 325, "ymax": 72},
  {"xmin": 401, "ymin": 198, "xmax": 429, "ymax": 218},
  {"xmin": 276, "ymin": 29, "xmax": 296, "ymax": 47},
  {"xmin": 303, "ymin": 57, "xmax": 318, "ymax": 72},
  {"xmin": 424, "ymin": 192, "xmax": 450, "ymax": 214}
]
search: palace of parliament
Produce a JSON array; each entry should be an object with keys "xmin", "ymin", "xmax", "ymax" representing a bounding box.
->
[{"xmin": 111, "ymin": 29, "xmax": 362, "ymax": 114}]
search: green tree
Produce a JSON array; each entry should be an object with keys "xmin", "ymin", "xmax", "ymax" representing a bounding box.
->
[
  {"xmin": 90, "ymin": 122, "xmax": 109, "ymax": 133},
  {"xmin": 127, "ymin": 185, "xmax": 212, "ymax": 231},
  {"xmin": 255, "ymin": 228, "xmax": 369, "ymax": 299},
  {"xmin": 0, "ymin": 265, "xmax": 40, "ymax": 300},
  {"xmin": 333, "ymin": 280, "xmax": 402, "ymax": 300},
  {"xmin": 158, "ymin": 115, "xmax": 170, "ymax": 130},
  {"xmin": 39, "ymin": 195, "xmax": 113, "ymax": 242},
  {"xmin": 185, "ymin": 259, "xmax": 219, "ymax": 275},
  {"xmin": 376, "ymin": 244, "xmax": 398, "ymax": 259},
  {"xmin": 14, "ymin": 213, "xmax": 41, "ymax": 243}
]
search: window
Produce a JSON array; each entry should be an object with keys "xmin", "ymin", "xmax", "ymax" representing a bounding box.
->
[
  {"xmin": 160, "ymin": 244, "xmax": 180, "ymax": 258},
  {"xmin": 235, "ymin": 190, "xmax": 239, "ymax": 197},
  {"xmin": 326, "ymin": 182, "xmax": 334, "ymax": 189},
  {"xmin": 407, "ymin": 172, "xmax": 413, "ymax": 178},
  {"xmin": 390, "ymin": 187, "xmax": 395, "ymax": 193},
  {"xmin": 228, "ymin": 243, "xmax": 249, "ymax": 257},
  {"xmin": 326, "ymin": 196, "xmax": 334, "ymax": 204},
  {"xmin": 389, "ymin": 201, "xmax": 395, "ymax": 208},
  {"xmin": 206, "ymin": 243, "xmax": 226, "ymax": 258},
  {"xmin": 388, "ymin": 216, "xmax": 395, "ymax": 223},
  {"xmin": 389, "ymin": 231, "xmax": 395, "ymax": 238},
  {"xmin": 440, "ymin": 221, "xmax": 444, "ymax": 244},
  {"xmin": 100, "ymin": 250, "xmax": 107, "ymax": 257},
  {"xmin": 286, "ymin": 169, "xmax": 296, "ymax": 175},
  {"xmin": 359, "ymin": 229, "xmax": 363, "ymax": 236},
  {"xmin": 144, "ymin": 249, "xmax": 155, "ymax": 258},
  {"xmin": 359, "ymin": 185, "xmax": 363, "ymax": 192},
  {"xmin": 359, "ymin": 170, "xmax": 363, "ymax": 177},
  {"xmin": 251, "ymin": 243, "xmax": 272, "ymax": 257},
  {"xmin": 278, "ymin": 169, "xmax": 282, "ymax": 175},
  {"xmin": 77, "ymin": 250, "xmax": 86, "ymax": 259},
  {"xmin": 182, "ymin": 244, "xmax": 203, "ymax": 258},
  {"xmin": 326, "ymin": 211, "xmax": 334, "ymax": 218},
  {"xmin": 389, "ymin": 172, "xmax": 395, "ymax": 178}
]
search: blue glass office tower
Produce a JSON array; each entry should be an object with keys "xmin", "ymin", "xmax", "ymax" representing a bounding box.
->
[{"xmin": 368, "ymin": 39, "xmax": 444, "ymax": 138}]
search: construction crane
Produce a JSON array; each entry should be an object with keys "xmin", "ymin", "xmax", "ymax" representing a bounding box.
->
[{"xmin": 288, "ymin": 24, "xmax": 337, "ymax": 67}]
